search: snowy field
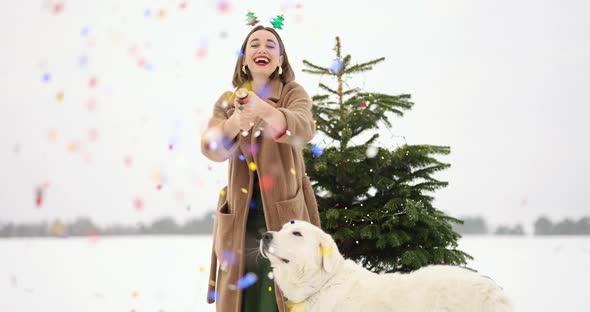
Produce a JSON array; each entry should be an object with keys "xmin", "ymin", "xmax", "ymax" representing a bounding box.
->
[{"xmin": 1, "ymin": 235, "xmax": 588, "ymax": 312}]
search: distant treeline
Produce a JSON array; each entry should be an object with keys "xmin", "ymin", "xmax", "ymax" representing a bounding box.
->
[
  {"xmin": 0, "ymin": 212, "xmax": 215, "ymax": 238},
  {"xmin": 454, "ymin": 216, "xmax": 590, "ymax": 235},
  {"xmin": 2, "ymin": 214, "xmax": 589, "ymax": 238}
]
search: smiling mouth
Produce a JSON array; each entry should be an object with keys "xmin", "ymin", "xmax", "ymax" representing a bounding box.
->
[{"xmin": 253, "ymin": 56, "xmax": 271, "ymax": 66}]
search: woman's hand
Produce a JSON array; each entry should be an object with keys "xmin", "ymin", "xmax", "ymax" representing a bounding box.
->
[
  {"xmin": 239, "ymin": 91, "xmax": 272, "ymax": 119},
  {"xmin": 232, "ymin": 100, "xmax": 256, "ymax": 131}
]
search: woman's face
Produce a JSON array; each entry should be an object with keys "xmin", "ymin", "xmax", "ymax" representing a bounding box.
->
[{"xmin": 243, "ymin": 30, "xmax": 284, "ymax": 80}]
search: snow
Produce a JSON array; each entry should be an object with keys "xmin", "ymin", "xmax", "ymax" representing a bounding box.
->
[{"xmin": 1, "ymin": 235, "xmax": 588, "ymax": 311}]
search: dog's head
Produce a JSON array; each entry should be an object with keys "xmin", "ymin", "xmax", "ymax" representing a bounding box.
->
[{"xmin": 259, "ymin": 220, "xmax": 344, "ymax": 301}]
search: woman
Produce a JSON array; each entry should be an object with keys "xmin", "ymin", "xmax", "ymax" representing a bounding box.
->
[{"xmin": 201, "ymin": 25, "xmax": 321, "ymax": 312}]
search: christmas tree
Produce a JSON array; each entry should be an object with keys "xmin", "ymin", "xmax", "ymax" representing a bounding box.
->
[{"xmin": 302, "ymin": 37, "xmax": 472, "ymax": 273}]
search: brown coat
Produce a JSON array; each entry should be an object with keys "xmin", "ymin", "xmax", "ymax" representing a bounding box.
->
[{"xmin": 201, "ymin": 79, "xmax": 321, "ymax": 312}]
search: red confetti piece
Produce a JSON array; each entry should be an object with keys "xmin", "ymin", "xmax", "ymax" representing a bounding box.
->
[
  {"xmin": 86, "ymin": 98, "xmax": 97, "ymax": 111},
  {"xmin": 133, "ymin": 197, "xmax": 144, "ymax": 211},
  {"xmin": 35, "ymin": 187, "xmax": 43, "ymax": 208},
  {"xmin": 156, "ymin": 184, "xmax": 162, "ymax": 190},
  {"xmin": 52, "ymin": 2, "xmax": 64, "ymax": 14},
  {"xmin": 259, "ymin": 175, "xmax": 276, "ymax": 191},
  {"xmin": 217, "ymin": 0, "xmax": 231, "ymax": 14},
  {"xmin": 178, "ymin": 2, "xmax": 187, "ymax": 10},
  {"xmin": 196, "ymin": 47, "xmax": 207, "ymax": 59},
  {"xmin": 88, "ymin": 128, "xmax": 99, "ymax": 142},
  {"xmin": 124, "ymin": 155, "xmax": 133, "ymax": 167},
  {"xmin": 88, "ymin": 76, "xmax": 97, "ymax": 88}
]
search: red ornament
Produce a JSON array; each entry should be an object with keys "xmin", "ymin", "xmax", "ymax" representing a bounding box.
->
[{"xmin": 360, "ymin": 102, "xmax": 367, "ymax": 108}]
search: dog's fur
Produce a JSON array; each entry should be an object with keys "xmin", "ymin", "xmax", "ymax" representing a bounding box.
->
[{"xmin": 260, "ymin": 220, "xmax": 513, "ymax": 312}]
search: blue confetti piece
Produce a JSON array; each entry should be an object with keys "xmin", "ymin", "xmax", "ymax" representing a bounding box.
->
[
  {"xmin": 236, "ymin": 49, "xmax": 244, "ymax": 58},
  {"xmin": 239, "ymin": 154, "xmax": 246, "ymax": 161},
  {"xmin": 144, "ymin": 9, "xmax": 151, "ymax": 17},
  {"xmin": 222, "ymin": 250, "xmax": 237, "ymax": 265},
  {"xmin": 237, "ymin": 272, "xmax": 258, "ymax": 289},
  {"xmin": 208, "ymin": 290, "xmax": 219, "ymax": 301},
  {"xmin": 41, "ymin": 72, "xmax": 51, "ymax": 83},
  {"xmin": 311, "ymin": 145, "xmax": 323, "ymax": 157},
  {"xmin": 329, "ymin": 59, "xmax": 343, "ymax": 74},
  {"xmin": 249, "ymin": 200, "xmax": 256, "ymax": 209},
  {"xmin": 80, "ymin": 26, "xmax": 90, "ymax": 37}
]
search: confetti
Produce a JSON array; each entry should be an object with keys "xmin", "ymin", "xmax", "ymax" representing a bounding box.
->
[
  {"xmin": 80, "ymin": 26, "xmax": 90, "ymax": 37},
  {"xmin": 241, "ymin": 188, "xmax": 248, "ymax": 194},
  {"xmin": 34, "ymin": 186, "xmax": 43, "ymax": 208},
  {"xmin": 321, "ymin": 245, "xmax": 333, "ymax": 257},
  {"xmin": 217, "ymin": 0, "xmax": 231, "ymax": 14},
  {"xmin": 48, "ymin": 129, "xmax": 58, "ymax": 142},
  {"xmin": 123, "ymin": 155, "xmax": 133, "ymax": 167},
  {"xmin": 85, "ymin": 98, "xmax": 97, "ymax": 111},
  {"xmin": 259, "ymin": 175, "xmax": 275, "ymax": 191},
  {"xmin": 290, "ymin": 220, "xmax": 295, "ymax": 224},
  {"xmin": 42, "ymin": 72, "xmax": 51, "ymax": 82},
  {"xmin": 290, "ymin": 168, "xmax": 296, "ymax": 175},
  {"xmin": 268, "ymin": 286, "xmax": 272, "ymax": 292},
  {"xmin": 248, "ymin": 162, "xmax": 257, "ymax": 171},
  {"xmin": 56, "ymin": 91, "xmax": 64, "ymax": 102},
  {"xmin": 199, "ymin": 266, "xmax": 205, "ymax": 273},
  {"xmin": 178, "ymin": 2, "xmax": 187, "ymax": 10},
  {"xmin": 67, "ymin": 142, "xmax": 79, "ymax": 153},
  {"xmin": 88, "ymin": 76, "xmax": 98, "ymax": 88},
  {"xmin": 311, "ymin": 144, "xmax": 323, "ymax": 157},
  {"xmin": 208, "ymin": 290, "xmax": 219, "ymax": 301},
  {"xmin": 366, "ymin": 146, "xmax": 378, "ymax": 158},
  {"xmin": 237, "ymin": 272, "xmax": 258, "ymax": 289},
  {"xmin": 220, "ymin": 188, "xmax": 226, "ymax": 196},
  {"xmin": 133, "ymin": 197, "xmax": 144, "ymax": 211},
  {"xmin": 87, "ymin": 128, "xmax": 99, "ymax": 142},
  {"xmin": 329, "ymin": 59, "xmax": 343, "ymax": 74},
  {"xmin": 52, "ymin": 2, "xmax": 64, "ymax": 15},
  {"xmin": 132, "ymin": 291, "xmax": 139, "ymax": 298}
]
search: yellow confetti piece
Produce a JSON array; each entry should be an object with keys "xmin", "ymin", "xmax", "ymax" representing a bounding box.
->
[
  {"xmin": 56, "ymin": 92, "xmax": 64, "ymax": 102},
  {"xmin": 290, "ymin": 168, "xmax": 296, "ymax": 175},
  {"xmin": 321, "ymin": 245, "xmax": 333, "ymax": 257},
  {"xmin": 67, "ymin": 142, "xmax": 79, "ymax": 153},
  {"xmin": 241, "ymin": 188, "xmax": 248, "ymax": 194},
  {"xmin": 249, "ymin": 162, "xmax": 257, "ymax": 171},
  {"xmin": 132, "ymin": 291, "xmax": 139, "ymax": 298},
  {"xmin": 220, "ymin": 188, "xmax": 226, "ymax": 196},
  {"xmin": 47, "ymin": 129, "xmax": 58, "ymax": 142},
  {"xmin": 268, "ymin": 286, "xmax": 272, "ymax": 292},
  {"xmin": 199, "ymin": 266, "xmax": 205, "ymax": 273}
]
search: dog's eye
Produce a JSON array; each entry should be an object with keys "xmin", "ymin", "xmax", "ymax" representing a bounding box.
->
[{"xmin": 292, "ymin": 231, "xmax": 302, "ymax": 237}]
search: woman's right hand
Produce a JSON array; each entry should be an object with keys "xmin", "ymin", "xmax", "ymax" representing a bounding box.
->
[{"xmin": 233, "ymin": 100, "xmax": 256, "ymax": 131}]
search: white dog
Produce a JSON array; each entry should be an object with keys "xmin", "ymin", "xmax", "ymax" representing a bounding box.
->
[{"xmin": 260, "ymin": 220, "xmax": 513, "ymax": 312}]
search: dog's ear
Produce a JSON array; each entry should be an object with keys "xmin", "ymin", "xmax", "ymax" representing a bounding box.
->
[{"xmin": 319, "ymin": 233, "xmax": 341, "ymax": 273}]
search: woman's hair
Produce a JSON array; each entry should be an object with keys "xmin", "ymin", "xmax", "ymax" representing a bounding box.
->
[{"xmin": 232, "ymin": 25, "xmax": 295, "ymax": 88}]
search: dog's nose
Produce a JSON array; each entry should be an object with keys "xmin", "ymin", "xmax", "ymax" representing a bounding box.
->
[{"xmin": 262, "ymin": 232, "xmax": 273, "ymax": 242}]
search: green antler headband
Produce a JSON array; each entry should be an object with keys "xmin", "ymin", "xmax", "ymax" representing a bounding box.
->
[{"xmin": 245, "ymin": 11, "xmax": 285, "ymax": 30}]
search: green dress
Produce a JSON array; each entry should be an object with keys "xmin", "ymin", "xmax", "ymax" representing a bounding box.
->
[{"xmin": 241, "ymin": 173, "xmax": 279, "ymax": 312}]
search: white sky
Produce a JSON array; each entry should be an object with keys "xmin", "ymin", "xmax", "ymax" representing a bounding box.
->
[{"xmin": 1, "ymin": 0, "xmax": 588, "ymax": 230}]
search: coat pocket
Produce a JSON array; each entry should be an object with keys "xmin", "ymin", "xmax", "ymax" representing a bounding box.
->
[
  {"xmin": 275, "ymin": 185, "xmax": 310, "ymax": 227},
  {"xmin": 213, "ymin": 188, "xmax": 236, "ymax": 265}
]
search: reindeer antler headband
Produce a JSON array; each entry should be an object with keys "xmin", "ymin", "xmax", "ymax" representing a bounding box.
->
[{"xmin": 245, "ymin": 11, "xmax": 285, "ymax": 29}]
